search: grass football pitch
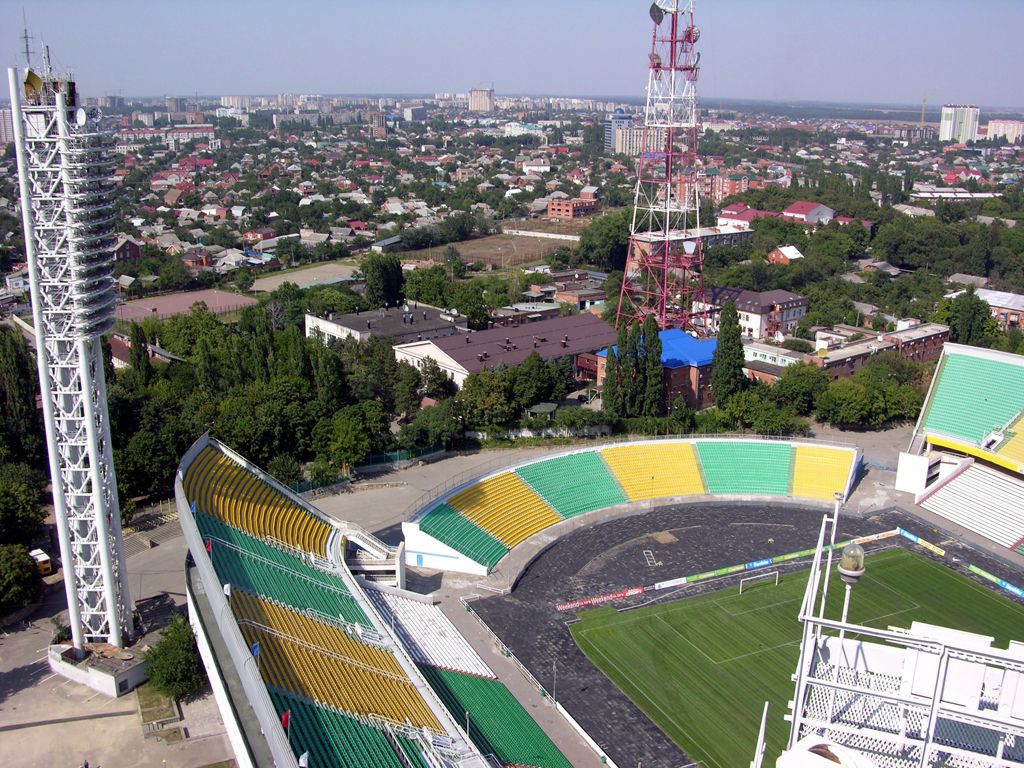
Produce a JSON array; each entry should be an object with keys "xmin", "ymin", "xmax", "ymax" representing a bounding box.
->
[{"xmin": 571, "ymin": 547, "xmax": 1024, "ymax": 768}]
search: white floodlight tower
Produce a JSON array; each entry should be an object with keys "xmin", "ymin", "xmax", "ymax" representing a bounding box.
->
[{"xmin": 8, "ymin": 56, "xmax": 131, "ymax": 651}]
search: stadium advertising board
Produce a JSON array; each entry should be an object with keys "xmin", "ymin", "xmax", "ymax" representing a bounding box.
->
[
  {"xmin": 559, "ymin": 529, "xmax": 910, "ymax": 611},
  {"xmin": 652, "ymin": 576, "xmax": 687, "ymax": 590},
  {"xmin": 896, "ymin": 527, "xmax": 945, "ymax": 556},
  {"xmin": 556, "ymin": 586, "xmax": 644, "ymax": 612},
  {"xmin": 968, "ymin": 564, "xmax": 1024, "ymax": 599}
]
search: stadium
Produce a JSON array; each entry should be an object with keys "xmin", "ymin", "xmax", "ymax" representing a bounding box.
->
[{"xmin": 172, "ymin": 339, "xmax": 1024, "ymax": 768}]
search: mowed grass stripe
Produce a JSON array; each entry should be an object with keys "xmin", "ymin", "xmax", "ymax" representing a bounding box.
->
[{"xmin": 571, "ymin": 547, "xmax": 1024, "ymax": 768}]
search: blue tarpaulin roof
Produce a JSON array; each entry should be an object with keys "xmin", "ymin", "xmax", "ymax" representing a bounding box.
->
[{"xmin": 599, "ymin": 328, "xmax": 717, "ymax": 368}]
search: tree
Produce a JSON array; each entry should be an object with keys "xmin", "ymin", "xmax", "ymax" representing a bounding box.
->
[
  {"xmin": 0, "ymin": 545, "xmax": 40, "ymax": 611},
  {"xmin": 667, "ymin": 396, "xmax": 696, "ymax": 433},
  {"xmin": 577, "ymin": 209, "xmax": 631, "ymax": 271},
  {"xmin": 404, "ymin": 265, "xmax": 452, "ymax": 308},
  {"xmin": 773, "ymin": 363, "xmax": 830, "ymax": 416},
  {"xmin": 510, "ymin": 351, "xmax": 550, "ymax": 412},
  {"xmin": 267, "ymin": 454, "xmax": 303, "ymax": 486},
  {"xmin": 0, "ymin": 327, "xmax": 41, "ymax": 463},
  {"xmin": 393, "ymin": 362, "xmax": 423, "ymax": 417},
  {"xmin": 327, "ymin": 412, "xmax": 371, "ymax": 472},
  {"xmin": 456, "ymin": 369, "xmax": 514, "ymax": 428},
  {"xmin": 145, "ymin": 614, "xmax": 206, "ymax": 700},
  {"xmin": 0, "ymin": 477, "xmax": 44, "ymax": 547},
  {"xmin": 443, "ymin": 244, "xmax": 466, "ymax": 279},
  {"xmin": 710, "ymin": 301, "xmax": 746, "ymax": 405},
  {"xmin": 619, "ymin": 322, "xmax": 643, "ymax": 417},
  {"xmin": 400, "ymin": 400, "xmax": 460, "ymax": 449},
  {"xmin": 815, "ymin": 378, "xmax": 877, "ymax": 428},
  {"xmin": 421, "ymin": 358, "xmax": 455, "ymax": 400},
  {"xmin": 642, "ymin": 315, "xmax": 664, "ymax": 417},
  {"xmin": 947, "ymin": 287, "xmax": 997, "ymax": 347},
  {"xmin": 362, "ymin": 252, "xmax": 404, "ymax": 308}
]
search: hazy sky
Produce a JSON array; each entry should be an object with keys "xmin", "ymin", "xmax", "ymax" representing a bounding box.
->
[{"xmin": 1, "ymin": 0, "xmax": 1022, "ymax": 108}]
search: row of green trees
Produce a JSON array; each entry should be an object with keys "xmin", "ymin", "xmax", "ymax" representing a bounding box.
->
[
  {"xmin": 602, "ymin": 315, "xmax": 664, "ymax": 418},
  {"xmin": 0, "ymin": 328, "xmax": 47, "ymax": 613}
]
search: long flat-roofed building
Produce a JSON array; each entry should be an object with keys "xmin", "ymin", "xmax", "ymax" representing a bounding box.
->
[{"xmin": 305, "ymin": 303, "xmax": 468, "ymax": 345}]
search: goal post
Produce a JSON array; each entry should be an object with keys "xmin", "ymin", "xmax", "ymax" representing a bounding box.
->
[{"xmin": 739, "ymin": 570, "xmax": 780, "ymax": 594}]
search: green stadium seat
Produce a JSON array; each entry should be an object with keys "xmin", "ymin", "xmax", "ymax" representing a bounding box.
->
[
  {"xmin": 418, "ymin": 503, "xmax": 509, "ymax": 570},
  {"xmin": 922, "ymin": 352, "xmax": 1024, "ymax": 445},
  {"xmin": 696, "ymin": 440, "xmax": 793, "ymax": 496},
  {"xmin": 268, "ymin": 688, "xmax": 407, "ymax": 768},
  {"xmin": 196, "ymin": 510, "xmax": 371, "ymax": 627},
  {"xmin": 516, "ymin": 452, "xmax": 627, "ymax": 519},
  {"xmin": 418, "ymin": 664, "xmax": 573, "ymax": 768}
]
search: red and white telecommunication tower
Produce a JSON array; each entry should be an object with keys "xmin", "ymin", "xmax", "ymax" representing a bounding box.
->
[{"xmin": 616, "ymin": 0, "xmax": 707, "ymax": 334}]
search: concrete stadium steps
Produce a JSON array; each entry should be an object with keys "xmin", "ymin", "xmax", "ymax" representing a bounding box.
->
[
  {"xmin": 267, "ymin": 688, "xmax": 409, "ymax": 768},
  {"xmin": 418, "ymin": 503, "xmax": 508, "ymax": 570},
  {"xmin": 418, "ymin": 664, "xmax": 573, "ymax": 768},
  {"xmin": 184, "ymin": 444, "xmax": 331, "ymax": 556},
  {"xmin": 516, "ymin": 451, "xmax": 627, "ymax": 519},
  {"xmin": 696, "ymin": 440, "xmax": 794, "ymax": 496},
  {"xmin": 791, "ymin": 444, "xmax": 857, "ymax": 501},
  {"xmin": 367, "ymin": 590, "xmax": 494, "ymax": 679},
  {"xmin": 600, "ymin": 442, "xmax": 706, "ymax": 500},
  {"xmin": 196, "ymin": 510, "xmax": 371, "ymax": 628},
  {"xmin": 922, "ymin": 352, "xmax": 1024, "ymax": 445},
  {"xmin": 921, "ymin": 464, "xmax": 1024, "ymax": 549},
  {"xmin": 232, "ymin": 590, "xmax": 443, "ymax": 731},
  {"xmin": 447, "ymin": 472, "xmax": 560, "ymax": 547}
]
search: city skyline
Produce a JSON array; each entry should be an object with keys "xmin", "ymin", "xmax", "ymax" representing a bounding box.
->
[{"xmin": 1, "ymin": 0, "xmax": 1022, "ymax": 108}]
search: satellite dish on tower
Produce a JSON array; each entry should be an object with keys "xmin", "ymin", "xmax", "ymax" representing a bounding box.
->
[
  {"xmin": 649, "ymin": 3, "xmax": 665, "ymax": 25},
  {"xmin": 23, "ymin": 69, "xmax": 42, "ymax": 98},
  {"xmin": 76, "ymin": 108, "xmax": 88, "ymax": 127}
]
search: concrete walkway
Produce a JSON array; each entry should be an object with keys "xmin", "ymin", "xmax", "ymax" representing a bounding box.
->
[{"xmin": 0, "ymin": 521, "xmax": 233, "ymax": 768}]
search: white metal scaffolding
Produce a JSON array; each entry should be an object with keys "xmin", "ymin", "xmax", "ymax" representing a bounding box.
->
[{"xmin": 8, "ymin": 63, "xmax": 131, "ymax": 650}]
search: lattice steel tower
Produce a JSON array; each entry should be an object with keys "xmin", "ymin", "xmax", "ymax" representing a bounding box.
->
[
  {"xmin": 8, "ymin": 56, "xmax": 132, "ymax": 650},
  {"xmin": 616, "ymin": 0, "xmax": 707, "ymax": 333}
]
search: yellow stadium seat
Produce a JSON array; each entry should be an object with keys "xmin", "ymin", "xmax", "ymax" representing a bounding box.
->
[
  {"xmin": 601, "ymin": 443, "xmax": 706, "ymax": 501},
  {"xmin": 185, "ymin": 446, "xmax": 331, "ymax": 558},
  {"xmin": 231, "ymin": 591, "xmax": 442, "ymax": 731},
  {"xmin": 447, "ymin": 472, "xmax": 560, "ymax": 547},
  {"xmin": 791, "ymin": 445, "xmax": 854, "ymax": 501}
]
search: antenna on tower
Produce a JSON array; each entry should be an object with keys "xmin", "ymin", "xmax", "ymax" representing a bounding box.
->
[
  {"xmin": 20, "ymin": 9, "xmax": 34, "ymax": 68},
  {"xmin": 617, "ymin": 0, "xmax": 707, "ymax": 334}
]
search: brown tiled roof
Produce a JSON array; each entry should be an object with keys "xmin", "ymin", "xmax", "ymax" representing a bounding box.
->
[{"xmin": 434, "ymin": 313, "xmax": 617, "ymax": 373}]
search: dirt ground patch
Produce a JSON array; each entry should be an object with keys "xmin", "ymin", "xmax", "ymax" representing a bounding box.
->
[
  {"xmin": 117, "ymin": 289, "xmax": 257, "ymax": 323},
  {"xmin": 402, "ymin": 234, "xmax": 563, "ymax": 269},
  {"xmin": 251, "ymin": 262, "xmax": 359, "ymax": 293},
  {"xmin": 508, "ymin": 217, "xmax": 594, "ymax": 236}
]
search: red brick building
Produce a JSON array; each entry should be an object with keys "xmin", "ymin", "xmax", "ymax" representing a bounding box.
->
[{"xmin": 547, "ymin": 198, "xmax": 599, "ymax": 219}]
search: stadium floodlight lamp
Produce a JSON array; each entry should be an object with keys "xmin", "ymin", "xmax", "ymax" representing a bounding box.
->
[{"xmin": 837, "ymin": 543, "xmax": 865, "ymax": 585}]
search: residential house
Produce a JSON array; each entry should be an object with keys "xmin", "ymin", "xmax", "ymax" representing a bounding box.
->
[{"xmin": 695, "ymin": 287, "xmax": 809, "ymax": 340}]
